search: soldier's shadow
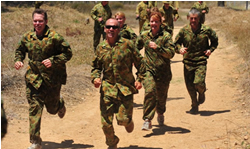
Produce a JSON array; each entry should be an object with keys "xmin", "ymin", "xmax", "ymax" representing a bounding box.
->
[
  {"xmin": 42, "ymin": 139, "xmax": 94, "ymax": 149},
  {"xmin": 143, "ymin": 125, "xmax": 190, "ymax": 138}
]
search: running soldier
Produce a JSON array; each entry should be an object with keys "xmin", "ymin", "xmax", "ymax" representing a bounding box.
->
[
  {"xmin": 91, "ymin": 18, "xmax": 145, "ymax": 149},
  {"xmin": 174, "ymin": 9, "xmax": 218, "ymax": 114},
  {"xmin": 14, "ymin": 9, "xmax": 72, "ymax": 149}
]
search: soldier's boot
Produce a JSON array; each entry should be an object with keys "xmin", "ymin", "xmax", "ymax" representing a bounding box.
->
[
  {"xmin": 125, "ymin": 120, "xmax": 134, "ymax": 133},
  {"xmin": 27, "ymin": 143, "xmax": 42, "ymax": 149},
  {"xmin": 58, "ymin": 105, "xmax": 66, "ymax": 118},
  {"xmin": 189, "ymin": 106, "xmax": 199, "ymax": 115},
  {"xmin": 157, "ymin": 113, "xmax": 164, "ymax": 126},
  {"xmin": 198, "ymin": 92, "xmax": 205, "ymax": 105}
]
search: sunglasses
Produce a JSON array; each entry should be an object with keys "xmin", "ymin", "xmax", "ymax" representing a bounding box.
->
[{"xmin": 105, "ymin": 25, "xmax": 119, "ymax": 29}]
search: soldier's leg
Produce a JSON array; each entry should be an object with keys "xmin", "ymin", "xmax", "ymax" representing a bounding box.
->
[
  {"xmin": 115, "ymin": 94, "xmax": 133, "ymax": 129},
  {"xmin": 26, "ymin": 83, "xmax": 45, "ymax": 145},
  {"xmin": 93, "ymin": 30, "xmax": 102, "ymax": 51},
  {"xmin": 194, "ymin": 65, "xmax": 207, "ymax": 104},
  {"xmin": 142, "ymin": 71, "xmax": 157, "ymax": 120},
  {"xmin": 100, "ymin": 92, "xmax": 119, "ymax": 147},
  {"xmin": 139, "ymin": 20, "xmax": 145, "ymax": 33},
  {"xmin": 184, "ymin": 66, "xmax": 198, "ymax": 108},
  {"xmin": 44, "ymin": 84, "xmax": 64, "ymax": 115},
  {"xmin": 156, "ymin": 80, "xmax": 170, "ymax": 115}
]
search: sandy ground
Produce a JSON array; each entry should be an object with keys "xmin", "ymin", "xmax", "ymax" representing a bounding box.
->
[{"xmin": 1, "ymin": 22, "xmax": 249, "ymax": 149}]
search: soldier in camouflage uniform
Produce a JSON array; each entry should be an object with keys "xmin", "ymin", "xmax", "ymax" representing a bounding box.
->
[
  {"xmin": 115, "ymin": 12, "xmax": 137, "ymax": 43},
  {"xmin": 91, "ymin": 18, "xmax": 145, "ymax": 149},
  {"xmin": 1, "ymin": 99, "xmax": 8, "ymax": 139},
  {"xmin": 136, "ymin": 1, "xmax": 153, "ymax": 33},
  {"xmin": 14, "ymin": 9, "xmax": 72, "ymax": 149},
  {"xmin": 191, "ymin": 1, "xmax": 209, "ymax": 24},
  {"xmin": 174, "ymin": 9, "xmax": 218, "ymax": 114},
  {"xmin": 136, "ymin": 12, "xmax": 175, "ymax": 130},
  {"xmin": 159, "ymin": 1, "xmax": 179, "ymax": 36},
  {"xmin": 90, "ymin": 1, "xmax": 112, "ymax": 52}
]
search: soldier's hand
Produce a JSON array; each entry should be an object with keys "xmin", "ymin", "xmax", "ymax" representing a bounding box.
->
[
  {"xmin": 149, "ymin": 41, "xmax": 157, "ymax": 50},
  {"xmin": 204, "ymin": 50, "xmax": 211, "ymax": 56},
  {"xmin": 135, "ymin": 81, "xmax": 142, "ymax": 90},
  {"xmin": 15, "ymin": 61, "xmax": 24, "ymax": 70},
  {"xmin": 202, "ymin": 10, "xmax": 206, "ymax": 13},
  {"xmin": 94, "ymin": 78, "xmax": 101, "ymax": 88},
  {"xmin": 180, "ymin": 47, "xmax": 188, "ymax": 55},
  {"xmin": 98, "ymin": 17, "xmax": 103, "ymax": 23},
  {"xmin": 42, "ymin": 59, "xmax": 52, "ymax": 68}
]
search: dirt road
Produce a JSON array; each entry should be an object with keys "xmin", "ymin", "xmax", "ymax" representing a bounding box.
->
[{"xmin": 1, "ymin": 23, "xmax": 249, "ymax": 149}]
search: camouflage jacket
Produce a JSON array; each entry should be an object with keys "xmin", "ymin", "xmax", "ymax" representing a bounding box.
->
[
  {"xmin": 90, "ymin": 3, "xmax": 112, "ymax": 30},
  {"xmin": 119, "ymin": 24, "xmax": 137, "ymax": 43},
  {"xmin": 136, "ymin": 1, "xmax": 152, "ymax": 21},
  {"xmin": 91, "ymin": 37, "xmax": 145, "ymax": 98},
  {"xmin": 174, "ymin": 24, "xmax": 218, "ymax": 69},
  {"xmin": 136, "ymin": 28, "xmax": 175, "ymax": 77},
  {"xmin": 159, "ymin": 5, "xmax": 179, "ymax": 29},
  {"xmin": 15, "ymin": 25, "xmax": 73, "ymax": 89},
  {"xmin": 191, "ymin": 2, "xmax": 209, "ymax": 14}
]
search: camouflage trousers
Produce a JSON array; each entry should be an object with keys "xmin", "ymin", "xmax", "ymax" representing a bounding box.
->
[
  {"xmin": 184, "ymin": 64, "xmax": 206, "ymax": 108},
  {"xmin": 93, "ymin": 27, "xmax": 106, "ymax": 51},
  {"xmin": 100, "ymin": 91, "xmax": 134, "ymax": 147},
  {"xmin": 142, "ymin": 70, "xmax": 171, "ymax": 120},
  {"xmin": 139, "ymin": 19, "xmax": 146, "ymax": 33},
  {"xmin": 26, "ymin": 83, "xmax": 64, "ymax": 144}
]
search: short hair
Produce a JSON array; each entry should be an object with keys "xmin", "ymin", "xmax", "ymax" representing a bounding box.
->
[
  {"xmin": 115, "ymin": 12, "xmax": 125, "ymax": 18},
  {"xmin": 32, "ymin": 9, "xmax": 48, "ymax": 21},
  {"xmin": 188, "ymin": 9, "xmax": 201, "ymax": 18},
  {"xmin": 150, "ymin": 11, "xmax": 162, "ymax": 23},
  {"xmin": 105, "ymin": 18, "xmax": 120, "ymax": 29}
]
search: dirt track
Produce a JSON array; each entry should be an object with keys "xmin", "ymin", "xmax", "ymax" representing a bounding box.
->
[{"xmin": 1, "ymin": 19, "xmax": 249, "ymax": 149}]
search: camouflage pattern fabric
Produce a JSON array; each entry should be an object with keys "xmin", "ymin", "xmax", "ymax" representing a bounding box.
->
[
  {"xmin": 136, "ymin": 1, "xmax": 153, "ymax": 32},
  {"xmin": 159, "ymin": 5, "xmax": 179, "ymax": 30},
  {"xmin": 90, "ymin": 3, "xmax": 112, "ymax": 50},
  {"xmin": 100, "ymin": 91, "xmax": 133, "ymax": 146},
  {"xmin": 26, "ymin": 83, "xmax": 64, "ymax": 144},
  {"xmin": 119, "ymin": 24, "xmax": 137, "ymax": 43},
  {"xmin": 174, "ymin": 24, "xmax": 218, "ymax": 69},
  {"xmin": 91, "ymin": 37, "xmax": 145, "ymax": 98},
  {"xmin": 14, "ymin": 25, "xmax": 72, "ymax": 143},
  {"xmin": 149, "ymin": 1, "xmax": 157, "ymax": 7},
  {"xmin": 174, "ymin": 24, "xmax": 218, "ymax": 108},
  {"xmin": 1, "ymin": 99, "xmax": 7, "ymax": 139},
  {"xmin": 91, "ymin": 37, "xmax": 145, "ymax": 146},
  {"xmin": 15, "ymin": 25, "xmax": 73, "ymax": 89},
  {"xmin": 136, "ymin": 28, "xmax": 175, "ymax": 120},
  {"xmin": 184, "ymin": 65, "xmax": 206, "ymax": 108},
  {"xmin": 191, "ymin": 2, "xmax": 209, "ymax": 24}
]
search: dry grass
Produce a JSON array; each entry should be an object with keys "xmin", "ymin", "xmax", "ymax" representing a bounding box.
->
[{"xmin": 206, "ymin": 7, "xmax": 250, "ymax": 116}]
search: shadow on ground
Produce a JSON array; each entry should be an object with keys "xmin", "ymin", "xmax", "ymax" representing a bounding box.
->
[
  {"xmin": 119, "ymin": 145, "xmax": 162, "ymax": 149},
  {"xmin": 143, "ymin": 125, "xmax": 190, "ymax": 138},
  {"xmin": 42, "ymin": 139, "xmax": 94, "ymax": 149}
]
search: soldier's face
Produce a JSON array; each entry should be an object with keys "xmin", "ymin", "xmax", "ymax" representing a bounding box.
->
[
  {"xmin": 115, "ymin": 15, "xmax": 125, "ymax": 28},
  {"xmin": 33, "ymin": 13, "xmax": 47, "ymax": 36},
  {"xmin": 150, "ymin": 17, "xmax": 161, "ymax": 32},
  {"xmin": 164, "ymin": 4, "xmax": 170, "ymax": 9},
  {"xmin": 189, "ymin": 14, "xmax": 199, "ymax": 28},
  {"xmin": 105, "ymin": 19, "xmax": 120, "ymax": 39}
]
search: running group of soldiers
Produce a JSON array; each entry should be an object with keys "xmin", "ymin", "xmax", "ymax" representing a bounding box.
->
[
  {"xmin": 90, "ymin": 1, "xmax": 215, "ymax": 149},
  {"xmin": 2, "ymin": 1, "xmax": 216, "ymax": 149}
]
